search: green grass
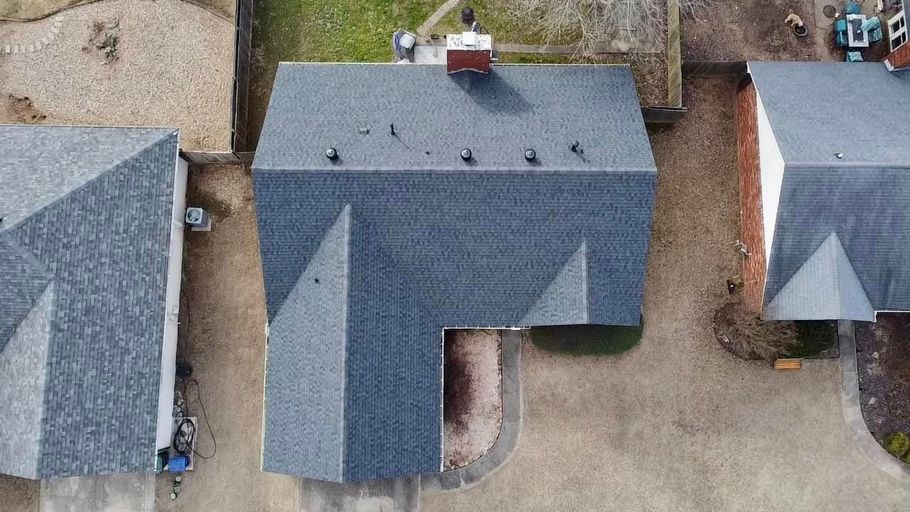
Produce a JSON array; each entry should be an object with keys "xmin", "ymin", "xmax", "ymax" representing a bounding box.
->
[
  {"xmin": 429, "ymin": 0, "xmax": 579, "ymax": 45},
  {"xmin": 782, "ymin": 321, "xmax": 838, "ymax": 358},
  {"xmin": 530, "ymin": 325, "xmax": 642, "ymax": 356},
  {"xmin": 255, "ymin": 0, "xmax": 437, "ymax": 63}
]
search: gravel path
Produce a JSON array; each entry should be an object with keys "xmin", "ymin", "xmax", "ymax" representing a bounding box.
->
[
  {"xmin": 0, "ymin": 0, "xmax": 233, "ymax": 151},
  {"xmin": 421, "ymin": 78, "xmax": 910, "ymax": 511}
]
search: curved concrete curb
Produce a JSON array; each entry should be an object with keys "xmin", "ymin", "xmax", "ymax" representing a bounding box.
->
[
  {"xmin": 0, "ymin": 14, "xmax": 65, "ymax": 54},
  {"xmin": 420, "ymin": 329, "xmax": 522, "ymax": 493},
  {"xmin": 838, "ymin": 320, "xmax": 910, "ymax": 482}
]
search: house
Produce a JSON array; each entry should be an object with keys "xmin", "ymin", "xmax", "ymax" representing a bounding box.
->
[
  {"xmin": 0, "ymin": 126, "xmax": 187, "ymax": 479},
  {"xmin": 885, "ymin": 6, "xmax": 909, "ymax": 71},
  {"xmin": 252, "ymin": 63, "xmax": 657, "ymax": 483},
  {"xmin": 736, "ymin": 62, "xmax": 910, "ymax": 321}
]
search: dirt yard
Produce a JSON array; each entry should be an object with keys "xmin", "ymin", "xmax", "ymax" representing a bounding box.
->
[
  {"xmin": 0, "ymin": 475, "xmax": 37, "ymax": 512},
  {"xmin": 154, "ymin": 165, "xmax": 300, "ymax": 511},
  {"xmin": 856, "ymin": 314, "xmax": 910, "ymax": 444},
  {"xmin": 0, "ymin": 0, "xmax": 234, "ymax": 151},
  {"xmin": 444, "ymin": 330, "xmax": 502, "ymax": 470},
  {"xmin": 683, "ymin": 0, "xmax": 821, "ymax": 61},
  {"xmin": 0, "ymin": 0, "xmax": 234, "ymax": 20},
  {"xmin": 421, "ymin": 78, "xmax": 910, "ymax": 511}
]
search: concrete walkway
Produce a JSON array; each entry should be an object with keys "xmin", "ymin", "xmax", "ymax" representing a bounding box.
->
[
  {"xmin": 837, "ymin": 320, "xmax": 910, "ymax": 481},
  {"xmin": 421, "ymin": 78, "xmax": 910, "ymax": 511},
  {"xmin": 422, "ymin": 330, "xmax": 522, "ymax": 493}
]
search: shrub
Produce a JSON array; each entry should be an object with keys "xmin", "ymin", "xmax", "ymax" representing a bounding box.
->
[{"xmin": 883, "ymin": 432, "xmax": 910, "ymax": 460}]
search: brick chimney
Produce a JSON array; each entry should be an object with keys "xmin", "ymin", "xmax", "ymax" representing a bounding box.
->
[
  {"xmin": 446, "ymin": 32, "xmax": 492, "ymax": 75},
  {"xmin": 885, "ymin": 43, "xmax": 910, "ymax": 71}
]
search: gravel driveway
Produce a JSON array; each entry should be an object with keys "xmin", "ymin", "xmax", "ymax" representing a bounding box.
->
[
  {"xmin": 0, "ymin": 0, "xmax": 233, "ymax": 151},
  {"xmin": 421, "ymin": 78, "xmax": 910, "ymax": 511}
]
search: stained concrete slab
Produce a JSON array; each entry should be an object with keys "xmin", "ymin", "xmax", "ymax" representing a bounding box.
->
[
  {"xmin": 300, "ymin": 476, "xmax": 419, "ymax": 512},
  {"xmin": 41, "ymin": 473, "xmax": 154, "ymax": 512}
]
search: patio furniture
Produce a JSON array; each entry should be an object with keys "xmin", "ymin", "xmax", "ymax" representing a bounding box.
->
[
  {"xmin": 846, "ymin": 50, "xmax": 864, "ymax": 61},
  {"xmin": 847, "ymin": 14, "xmax": 870, "ymax": 48},
  {"xmin": 861, "ymin": 16, "xmax": 883, "ymax": 43},
  {"xmin": 845, "ymin": 1, "xmax": 862, "ymax": 15},
  {"xmin": 835, "ymin": 18, "xmax": 849, "ymax": 47}
]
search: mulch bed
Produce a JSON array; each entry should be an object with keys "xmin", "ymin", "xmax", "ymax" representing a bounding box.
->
[{"xmin": 856, "ymin": 314, "xmax": 910, "ymax": 444}]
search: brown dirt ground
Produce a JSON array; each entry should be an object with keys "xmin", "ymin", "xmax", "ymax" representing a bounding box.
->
[
  {"xmin": 856, "ymin": 313, "xmax": 910, "ymax": 443},
  {"xmin": 443, "ymin": 329, "xmax": 502, "ymax": 470},
  {"xmin": 154, "ymin": 165, "xmax": 299, "ymax": 512},
  {"xmin": 0, "ymin": 475, "xmax": 37, "ymax": 512},
  {"xmin": 682, "ymin": 0, "xmax": 820, "ymax": 61},
  {"xmin": 0, "ymin": 94, "xmax": 46, "ymax": 123},
  {"xmin": 0, "ymin": 0, "xmax": 234, "ymax": 20}
]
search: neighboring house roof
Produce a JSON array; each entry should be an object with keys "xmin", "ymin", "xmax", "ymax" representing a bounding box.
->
[
  {"xmin": 747, "ymin": 62, "xmax": 910, "ymax": 320},
  {"xmin": 0, "ymin": 125, "xmax": 179, "ymax": 479},
  {"xmin": 254, "ymin": 63, "xmax": 657, "ymax": 482}
]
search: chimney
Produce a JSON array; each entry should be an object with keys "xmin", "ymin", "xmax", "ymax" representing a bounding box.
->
[
  {"xmin": 885, "ymin": 42, "xmax": 910, "ymax": 71},
  {"xmin": 446, "ymin": 32, "xmax": 492, "ymax": 75}
]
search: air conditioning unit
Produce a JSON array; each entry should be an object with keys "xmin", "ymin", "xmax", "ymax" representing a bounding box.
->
[{"xmin": 185, "ymin": 207, "xmax": 211, "ymax": 232}]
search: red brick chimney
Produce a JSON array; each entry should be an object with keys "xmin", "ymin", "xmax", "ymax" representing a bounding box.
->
[
  {"xmin": 885, "ymin": 43, "xmax": 910, "ymax": 71},
  {"xmin": 446, "ymin": 32, "xmax": 492, "ymax": 75}
]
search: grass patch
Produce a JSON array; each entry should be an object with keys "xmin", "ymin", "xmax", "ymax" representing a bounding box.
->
[
  {"xmin": 255, "ymin": 0, "xmax": 437, "ymax": 63},
  {"xmin": 531, "ymin": 325, "xmax": 642, "ymax": 356},
  {"xmin": 429, "ymin": 0, "xmax": 579, "ymax": 45}
]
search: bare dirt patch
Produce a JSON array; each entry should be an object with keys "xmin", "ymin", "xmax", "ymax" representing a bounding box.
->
[
  {"xmin": 0, "ymin": 0, "xmax": 234, "ymax": 20},
  {"xmin": 0, "ymin": 94, "xmax": 46, "ymax": 123},
  {"xmin": 683, "ymin": 0, "xmax": 819, "ymax": 61},
  {"xmin": 856, "ymin": 314, "xmax": 910, "ymax": 445},
  {"xmin": 0, "ymin": 475, "xmax": 37, "ymax": 512},
  {"xmin": 444, "ymin": 329, "xmax": 502, "ymax": 470},
  {"xmin": 154, "ymin": 165, "xmax": 299, "ymax": 512}
]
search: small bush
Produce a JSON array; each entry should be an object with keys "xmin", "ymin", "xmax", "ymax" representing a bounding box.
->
[{"xmin": 883, "ymin": 432, "xmax": 910, "ymax": 460}]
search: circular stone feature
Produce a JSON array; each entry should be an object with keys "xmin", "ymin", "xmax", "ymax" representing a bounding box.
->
[{"xmin": 823, "ymin": 5, "xmax": 836, "ymax": 18}]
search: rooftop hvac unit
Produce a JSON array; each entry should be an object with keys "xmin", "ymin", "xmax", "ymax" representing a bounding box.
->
[{"xmin": 185, "ymin": 207, "xmax": 211, "ymax": 232}]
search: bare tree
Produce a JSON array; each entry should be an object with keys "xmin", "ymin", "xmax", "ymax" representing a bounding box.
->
[{"xmin": 512, "ymin": 0, "xmax": 707, "ymax": 55}]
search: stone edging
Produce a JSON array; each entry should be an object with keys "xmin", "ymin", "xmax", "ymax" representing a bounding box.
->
[
  {"xmin": 0, "ymin": 15, "xmax": 65, "ymax": 54},
  {"xmin": 420, "ymin": 329, "xmax": 522, "ymax": 493},
  {"xmin": 838, "ymin": 319, "xmax": 910, "ymax": 481}
]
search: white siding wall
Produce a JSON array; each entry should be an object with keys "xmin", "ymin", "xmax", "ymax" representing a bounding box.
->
[
  {"xmin": 156, "ymin": 157, "xmax": 188, "ymax": 451},
  {"xmin": 755, "ymin": 88, "xmax": 785, "ymax": 267}
]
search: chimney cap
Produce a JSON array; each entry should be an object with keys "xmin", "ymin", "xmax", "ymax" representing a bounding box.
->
[
  {"xmin": 325, "ymin": 147, "xmax": 338, "ymax": 160},
  {"xmin": 460, "ymin": 148, "xmax": 472, "ymax": 161},
  {"xmin": 524, "ymin": 149, "xmax": 537, "ymax": 161}
]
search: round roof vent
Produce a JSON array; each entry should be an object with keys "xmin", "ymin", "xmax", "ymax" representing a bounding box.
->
[
  {"xmin": 460, "ymin": 148, "xmax": 472, "ymax": 161},
  {"xmin": 524, "ymin": 149, "xmax": 537, "ymax": 161},
  {"xmin": 325, "ymin": 147, "xmax": 338, "ymax": 160}
]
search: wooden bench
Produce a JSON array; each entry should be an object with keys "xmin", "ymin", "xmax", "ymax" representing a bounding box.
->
[{"xmin": 773, "ymin": 358, "xmax": 802, "ymax": 371}]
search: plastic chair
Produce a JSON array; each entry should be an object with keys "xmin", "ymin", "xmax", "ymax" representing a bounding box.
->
[
  {"xmin": 862, "ymin": 16, "xmax": 883, "ymax": 43},
  {"xmin": 845, "ymin": 2, "xmax": 862, "ymax": 15},
  {"xmin": 846, "ymin": 51, "xmax": 864, "ymax": 62},
  {"xmin": 835, "ymin": 19, "xmax": 849, "ymax": 47}
]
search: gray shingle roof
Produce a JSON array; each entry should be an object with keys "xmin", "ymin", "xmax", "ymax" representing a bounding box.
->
[
  {"xmin": 0, "ymin": 125, "xmax": 179, "ymax": 479},
  {"xmin": 254, "ymin": 63, "xmax": 656, "ymax": 482},
  {"xmin": 748, "ymin": 62, "xmax": 910, "ymax": 166},
  {"xmin": 748, "ymin": 63, "xmax": 910, "ymax": 320}
]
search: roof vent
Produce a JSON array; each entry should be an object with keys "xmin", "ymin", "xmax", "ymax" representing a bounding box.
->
[
  {"xmin": 325, "ymin": 147, "xmax": 339, "ymax": 160},
  {"xmin": 524, "ymin": 149, "xmax": 537, "ymax": 161},
  {"xmin": 460, "ymin": 148, "xmax": 472, "ymax": 161}
]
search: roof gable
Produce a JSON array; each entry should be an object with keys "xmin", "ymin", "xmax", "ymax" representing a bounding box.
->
[
  {"xmin": 765, "ymin": 233, "xmax": 874, "ymax": 320},
  {"xmin": 0, "ymin": 126, "xmax": 179, "ymax": 479}
]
